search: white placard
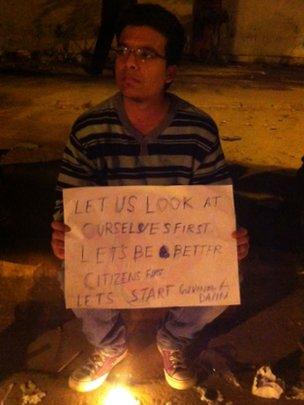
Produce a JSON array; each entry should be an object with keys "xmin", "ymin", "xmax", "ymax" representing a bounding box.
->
[{"xmin": 63, "ymin": 185, "xmax": 240, "ymax": 309}]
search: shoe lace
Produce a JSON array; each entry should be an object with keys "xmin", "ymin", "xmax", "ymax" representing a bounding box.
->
[
  {"xmin": 168, "ymin": 350, "xmax": 187, "ymax": 371},
  {"xmin": 82, "ymin": 351, "xmax": 107, "ymax": 374}
]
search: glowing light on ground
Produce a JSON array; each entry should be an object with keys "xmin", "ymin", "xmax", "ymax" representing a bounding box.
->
[{"xmin": 103, "ymin": 385, "xmax": 139, "ymax": 405}]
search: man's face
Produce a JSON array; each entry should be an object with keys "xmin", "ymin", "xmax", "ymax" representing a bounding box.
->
[{"xmin": 115, "ymin": 25, "xmax": 176, "ymax": 102}]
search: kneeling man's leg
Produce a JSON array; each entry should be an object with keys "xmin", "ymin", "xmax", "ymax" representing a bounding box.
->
[{"xmin": 157, "ymin": 306, "xmax": 227, "ymax": 390}]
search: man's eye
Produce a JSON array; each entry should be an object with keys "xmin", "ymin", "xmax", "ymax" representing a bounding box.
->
[
  {"xmin": 117, "ymin": 46, "xmax": 128, "ymax": 55},
  {"xmin": 138, "ymin": 49, "xmax": 154, "ymax": 59}
]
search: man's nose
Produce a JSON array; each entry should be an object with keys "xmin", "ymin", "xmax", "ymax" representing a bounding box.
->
[{"xmin": 125, "ymin": 51, "xmax": 138, "ymax": 69}]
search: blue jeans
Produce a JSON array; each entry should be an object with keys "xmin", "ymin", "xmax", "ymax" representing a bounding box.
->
[
  {"xmin": 73, "ymin": 305, "xmax": 227, "ymax": 354},
  {"xmin": 58, "ymin": 270, "xmax": 227, "ymax": 354}
]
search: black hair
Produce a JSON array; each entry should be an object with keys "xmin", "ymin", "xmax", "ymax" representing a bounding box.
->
[{"xmin": 116, "ymin": 3, "xmax": 185, "ymax": 65}]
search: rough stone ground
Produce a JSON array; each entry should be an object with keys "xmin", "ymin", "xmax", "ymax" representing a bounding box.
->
[{"xmin": 0, "ymin": 63, "xmax": 304, "ymax": 404}]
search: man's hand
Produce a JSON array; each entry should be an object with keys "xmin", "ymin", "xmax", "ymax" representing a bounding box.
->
[
  {"xmin": 233, "ymin": 227, "xmax": 249, "ymax": 261},
  {"xmin": 51, "ymin": 221, "xmax": 70, "ymax": 260}
]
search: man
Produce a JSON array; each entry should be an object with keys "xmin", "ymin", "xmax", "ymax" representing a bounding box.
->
[
  {"xmin": 85, "ymin": 0, "xmax": 137, "ymax": 75},
  {"xmin": 51, "ymin": 4, "xmax": 249, "ymax": 393}
]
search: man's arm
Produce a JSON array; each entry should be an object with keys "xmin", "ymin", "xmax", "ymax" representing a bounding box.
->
[
  {"xmin": 52, "ymin": 122, "xmax": 101, "ymax": 257},
  {"xmin": 190, "ymin": 119, "xmax": 249, "ymax": 261},
  {"xmin": 53, "ymin": 129, "xmax": 99, "ymax": 221}
]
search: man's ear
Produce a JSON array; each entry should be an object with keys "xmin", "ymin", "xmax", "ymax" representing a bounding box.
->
[{"xmin": 165, "ymin": 65, "xmax": 177, "ymax": 85}]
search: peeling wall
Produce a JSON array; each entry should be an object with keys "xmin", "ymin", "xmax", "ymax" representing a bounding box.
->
[
  {"xmin": 1, "ymin": 0, "xmax": 304, "ymax": 65},
  {"xmin": 0, "ymin": 0, "xmax": 101, "ymax": 52},
  {"xmin": 224, "ymin": 0, "xmax": 304, "ymax": 64}
]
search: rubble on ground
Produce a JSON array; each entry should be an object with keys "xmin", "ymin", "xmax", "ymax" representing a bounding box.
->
[
  {"xmin": 286, "ymin": 384, "xmax": 304, "ymax": 400},
  {"xmin": 196, "ymin": 386, "xmax": 224, "ymax": 404},
  {"xmin": 20, "ymin": 380, "xmax": 46, "ymax": 405},
  {"xmin": 251, "ymin": 366, "xmax": 284, "ymax": 399}
]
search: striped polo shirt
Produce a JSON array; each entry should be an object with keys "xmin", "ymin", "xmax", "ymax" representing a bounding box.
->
[{"xmin": 54, "ymin": 92, "xmax": 231, "ymax": 220}]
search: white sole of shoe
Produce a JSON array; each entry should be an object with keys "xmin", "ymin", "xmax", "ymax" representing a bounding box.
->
[
  {"xmin": 157, "ymin": 346, "xmax": 197, "ymax": 390},
  {"xmin": 68, "ymin": 350, "xmax": 128, "ymax": 393},
  {"xmin": 68, "ymin": 372, "xmax": 109, "ymax": 393},
  {"xmin": 164, "ymin": 369, "xmax": 197, "ymax": 390}
]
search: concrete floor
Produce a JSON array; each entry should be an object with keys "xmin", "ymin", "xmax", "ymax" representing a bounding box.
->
[{"xmin": 0, "ymin": 64, "xmax": 304, "ymax": 404}]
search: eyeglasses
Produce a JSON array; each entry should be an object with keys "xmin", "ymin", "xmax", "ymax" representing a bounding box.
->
[{"xmin": 113, "ymin": 45, "xmax": 166, "ymax": 62}]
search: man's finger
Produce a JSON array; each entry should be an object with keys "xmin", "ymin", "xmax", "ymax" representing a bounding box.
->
[
  {"xmin": 237, "ymin": 244, "xmax": 249, "ymax": 261},
  {"xmin": 51, "ymin": 241, "xmax": 65, "ymax": 260},
  {"xmin": 51, "ymin": 221, "xmax": 70, "ymax": 232},
  {"xmin": 232, "ymin": 227, "xmax": 248, "ymax": 238},
  {"xmin": 51, "ymin": 239, "xmax": 64, "ymax": 248},
  {"xmin": 52, "ymin": 230, "xmax": 66, "ymax": 242},
  {"xmin": 237, "ymin": 236, "xmax": 249, "ymax": 246}
]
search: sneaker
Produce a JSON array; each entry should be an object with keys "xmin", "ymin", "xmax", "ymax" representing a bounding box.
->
[
  {"xmin": 157, "ymin": 345, "xmax": 197, "ymax": 390},
  {"xmin": 68, "ymin": 349, "xmax": 127, "ymax": 392}
]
